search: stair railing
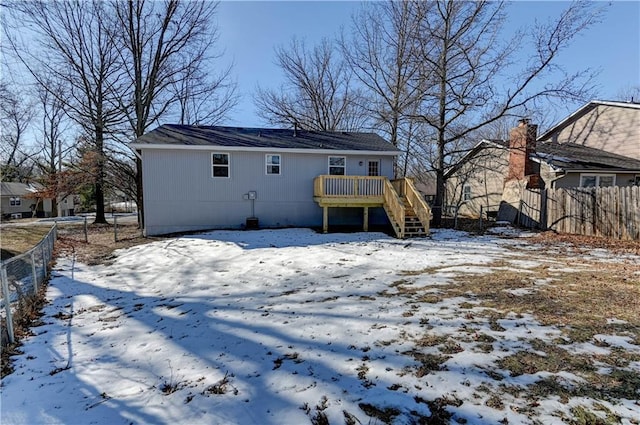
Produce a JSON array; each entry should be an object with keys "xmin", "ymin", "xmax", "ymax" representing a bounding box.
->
[
  {"xmin": 383, "ymin": 179, "xmax": 405, "ymax": 238},
  {"xmin": 403, "ymin": 178, "xmax": 432, "ymax": 234}
]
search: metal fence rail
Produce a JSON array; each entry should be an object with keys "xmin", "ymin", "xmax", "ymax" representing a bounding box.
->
[{"xmin": 1, "ymin": 224, "xmax": 57, "ymax": 345}]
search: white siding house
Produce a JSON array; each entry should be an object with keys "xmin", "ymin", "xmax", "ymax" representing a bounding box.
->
[{"xmin": 131, "ymin": 125, "xmax": 403, "ymax": 236}]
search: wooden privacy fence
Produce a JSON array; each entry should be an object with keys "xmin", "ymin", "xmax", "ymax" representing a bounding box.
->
[{"xmin": 517, "ymin": 186, "xmax": 640, "ymax": 240}]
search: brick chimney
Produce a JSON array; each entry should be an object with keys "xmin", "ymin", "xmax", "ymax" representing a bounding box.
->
[{"xmin": 506, "ymin": 118, "xmax": 539, "ymax": 185}]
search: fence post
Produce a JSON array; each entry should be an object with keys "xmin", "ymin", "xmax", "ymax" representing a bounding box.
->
[
  {"xmin": 1, "ymin": 267, "xmax": 15, "ymax": 344},
  {"xmin": 518, "ymin": 200, "xmax": 523, "ymax": 227},
  {"xmin": 114, "ymin": 215, "xmax": 118, "ymax": 243},
  {"xmin": 84, "ymin": 216, "xmax": 88, "ymax": 243},
  {"xmin": 479, "ymin": 205, "xmax": 484, "ymax": 232},
  {"xmin": 454, "ymin": 206, "xmax": 459, "ymax": 229},
  {"xmin": 31, "ymin": 251, "xmax": 38, "ymax": 294},
  {"xmin": 41, "ymin": 242, "xmax": 47, "ymax": 278}
]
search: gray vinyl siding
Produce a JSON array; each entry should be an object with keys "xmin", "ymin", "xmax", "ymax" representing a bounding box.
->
[
  {"xmin": 1, "ymin": 197, "xmax": 38, "ymax": 218},
  {"xmin": 550, "ymin": 171, "xmax": 639, "ymax": 189},
  {"xmin": 142, "ymin": 149, "xmax": 394, "ymax": 235}
]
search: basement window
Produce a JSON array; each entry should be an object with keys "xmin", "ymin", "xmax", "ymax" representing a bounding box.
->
[
  {"xmin": 328, "ymin": 156, "xmax": 346, "ymax": 175},
  {"xmin": 212, "ymin": 153, "xmax": 230, "ymax": 178},
  {"xmin": 10, "ymin": 197, "xmax": 21, "ymax": 206},
  {"xmin": 266, "ymin": 154, "xmax": 281, "ymax": 175},
  {"xmin": 580, "ymin": 174, "xmax": 615, "ymax": 188}
]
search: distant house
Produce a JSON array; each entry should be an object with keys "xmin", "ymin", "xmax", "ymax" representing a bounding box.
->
[
  {"xmin": 446, "ymin": 112, "xmax": 640, "ymax": 219},
  {"xmin": 131, "ymin": 125, "xmax": 431, "ymax": 237},
  {"xmin": 0, "ymin": 182, "xmax": 53, "ymax": 220}
]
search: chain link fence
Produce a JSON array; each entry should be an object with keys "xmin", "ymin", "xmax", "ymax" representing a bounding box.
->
[{"xmin": 1, "ymin": 224, "xmax": 57, "ymax": 345}]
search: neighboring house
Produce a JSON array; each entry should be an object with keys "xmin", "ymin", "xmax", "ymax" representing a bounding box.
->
[
  {"xmin": 538, "ymin": 100, "xmax": 640, "ymax": 161},
  {"xmin": 0, "ymin": 182, "xmax": 53, "ymax": 220},
  {"xmin": 58, "ymin": 194, "xmax": 81, "ymax": 217},
  {"xmin": 131, "ymin": 125, "xmax": 431, "ymax": 237},
  {"xmin": 446, "ymin": 117, "xmax": 640, "ymax": 219},
  {"xmin": 445, "ymin": 140, "xmax": 509, "ymax": 218}
]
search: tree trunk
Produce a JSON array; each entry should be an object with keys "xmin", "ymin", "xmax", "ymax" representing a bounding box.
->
[{"xmin": 94, "ymin": 128, "xmax": 107, "ymax": 224}]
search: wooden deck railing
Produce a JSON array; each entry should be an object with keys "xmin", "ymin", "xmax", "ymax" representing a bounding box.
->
[
  {"xmin": 314, "ymin": 175, "xmax": 386, "ymax": 198},
  {"xmin": 313, "ymin": 175, "xmax": 430, "ymax": 239}
]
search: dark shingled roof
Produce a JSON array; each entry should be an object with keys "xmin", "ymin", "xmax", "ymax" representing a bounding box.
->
[
  {"xmin": 535, "ymin": 142, "xmax": 640, "ymax": 171},
  {"xmin": 447, "ymin": 138, "xmax": 640, "ymax": 178},
  {"xmin": 131, "ymin": 124, "xmax": 398, "ymax": 152}
]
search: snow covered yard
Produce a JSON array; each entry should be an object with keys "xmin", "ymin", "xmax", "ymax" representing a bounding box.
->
[{"xmin": 2, "ymin": 228, "xmax": 639, "ymax": 424}]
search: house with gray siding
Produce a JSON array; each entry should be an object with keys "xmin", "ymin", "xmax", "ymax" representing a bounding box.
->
[
  {"xmin": 1, "ymin": 182, "xmax": 53, "ymax": 220},
  {"xmin": 445, "ymin": 118, "xmax": 640, "ymax": 219},
  {"xmin": 131, "ymin": 125, "xmax": 432, "ymax": 237}
]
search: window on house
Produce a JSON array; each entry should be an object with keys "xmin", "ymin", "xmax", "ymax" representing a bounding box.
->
[
  {"xmin": 580, "ymin": 174, "xmax": 616, "ymax": 188},
  {"xmin": 266, "ymin": 154, "xmax": 281, "ymax": 175},
  {"xmin": 463, "ymin": 185, "xmax": 472, "ymax": 201},
  {"xmin": 328, "ymin": 156, "xmax": 346, "ymax": 175},
  {"xmin": 367, "ymin": 160, "xmax": 380, "ymax": 177},
  {"xmin": 10, "ymin": 197, "xmax": 21, "ymax": 206},
  {"xmin": 635, "ymin": 175, "xmax": 640, "ymax": 186},
  {"xmin": 212, "ymin": 153, "xmax": 230, "ymax": 178}
]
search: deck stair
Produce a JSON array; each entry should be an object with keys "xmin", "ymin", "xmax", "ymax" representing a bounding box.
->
[
  {"xmin": 403, "ymin": 199, "xmax": 428, "ymax": 238},
  {"xmin": 313, "ymin": 175, "xmax": 431, "ymax": 239}
]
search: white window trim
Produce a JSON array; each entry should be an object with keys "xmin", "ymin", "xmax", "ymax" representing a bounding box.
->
[
  {"xmin": 211, "ymin": 152, "xmax": 230, "ymax": 178},
  {"xmin": 579, "ymin": 173, "xmax": 616, "ymax": 188},
  {"xmin": 328, "ymin": 156, "xmax": 346, "ymax": 175},
  {"xmin": 10, "ymin": 197, "xmax": 21, "ymax": 206},
  {"xmin": 265, "ymin": 154, "xmax": 281, "ymax": 175}
]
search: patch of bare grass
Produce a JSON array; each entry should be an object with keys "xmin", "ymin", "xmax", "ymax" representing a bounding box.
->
[
  {"xmin": 499, "ymin": 339, "xmax": 640, "ymax": 403},
  {"xmin": 358, "ymin": 402, "xmax": 401, "ymax": 424},
  {"xmin": 57, "ymin": 223, "xmax": 159, "ymax": 265},
  {"xmin": 442, "ymin": 263, "xmax": 640, "ymax": 343},
  {"xmin": 416, "ymin": 333, "xmax": 448, "ymax": 347},
  {"xmin": 530, "ymin": 232, "xmax": 640, "ymax": 256},
  {"xmin": 498, "ymin": 339, "xmax": 596, "ymax": 377},
  {"xmin": 403, "ymin": 350, "xmax": 450, "ymax": 377},
  {"xmin": 1, "ymin": 226, "xmax": 52, "ymax": 260}
]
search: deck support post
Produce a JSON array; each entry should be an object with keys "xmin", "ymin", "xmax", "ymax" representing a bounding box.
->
[
  {"xmin": 363, "ymin": 207, "xmax": 369, "ymax": 232},
  {"xmin": 323, "ymin": 206, "xmax": 328, "ymax": 233}
]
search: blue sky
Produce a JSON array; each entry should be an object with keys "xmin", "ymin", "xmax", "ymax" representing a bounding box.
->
[{"xmin": 215, "ymin": 1, "xmax": 640, "ymax": 128}]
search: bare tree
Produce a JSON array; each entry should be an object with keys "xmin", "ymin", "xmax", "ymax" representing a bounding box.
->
[
  {"xmin": 0, "ymin": 84, "xmax": 36, "ymax": 182},
  {"xmin": 9, "ymin": 0, "xmax": 128, "ymax": 224},
  {"xmin": 111, "ymin": 0, "xmax": 236, "ymax": 227},
  {"xmin": 341, "ymin": 1, "xmax": 423, "ymax": 173},
  {"xmin": 615, "ymin": 84, "xmax": 640, "ymax": 103},
  {"xmin": 171, "ymin": 59, "xmax": 238, "ymax": 126},
  {"xmin": 34, "ymin": 80, "xmax": 72, "ymax": 217},
  {"xmin": 409, "ymin": 0, "xmax": 603, "ymax": 226},
  {"xmin": 255, "ymin": 38, "xmax": 367, "ymax": 131}
]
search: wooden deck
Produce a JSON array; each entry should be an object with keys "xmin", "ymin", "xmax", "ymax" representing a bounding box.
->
[{"xmin": 313, "ymin": 175, "xmax": 431, "ymax": 238}]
